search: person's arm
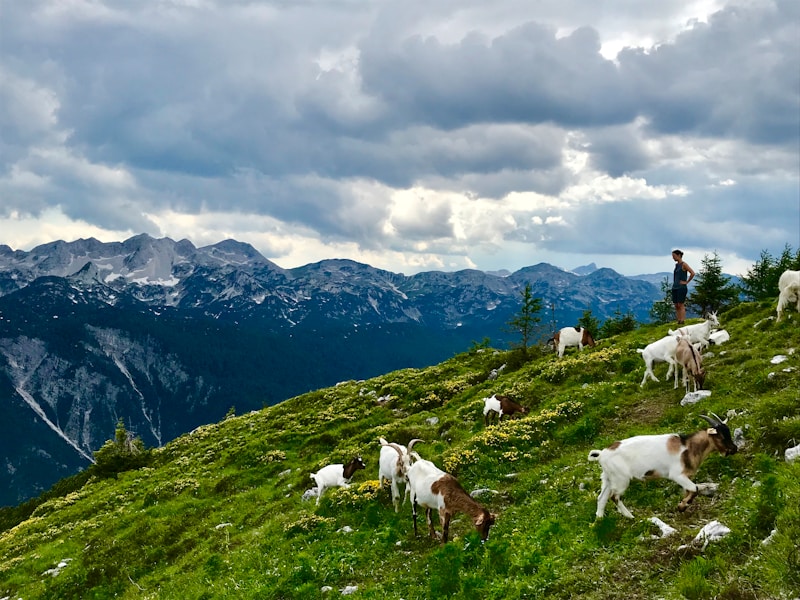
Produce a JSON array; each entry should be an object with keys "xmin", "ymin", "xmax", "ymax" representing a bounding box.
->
[{"xmin": 683, "ymin": 262, "xmax": 695, "ymax": 284}]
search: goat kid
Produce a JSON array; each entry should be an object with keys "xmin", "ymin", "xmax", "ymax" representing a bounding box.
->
[
  {"xmin": 776, "ymin": 269, "xmax": 800, "ymax": 322},
  {"xmin": 588, "ymin": 413, "xmax": 738, "ymax": 518},
  {"xmin": 310, "ymin": 456, "xmax": 366, "ymax": 505},
  {"xmin": 406, "ymin": 453, "xmax": 496, "ymax": 543},
  {"xmin": 551, "ymin": 326, "xmax": 596, "ymax": 358},
  {"xmin": 637, "ymin": 335, "xmax": 679, "ymax": 387},
  {"xmin": 378, "ymin": 437, "xmax": 423, "ymax": 512},
  {"xmin": 668, "ymin": 312, "xmax": 720, "ymax": 349},
  {"xmin": 482, "ymin": 394, "xmax": 528, "ymax": 426},
  {"xmin": 675, "ymin": 335, "xmax": 705, "ymax": 391}
]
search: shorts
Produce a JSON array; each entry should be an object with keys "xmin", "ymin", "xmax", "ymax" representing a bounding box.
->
[{"xmin": 672, "ymin": 287, "xmax": 688, "ymax": 304}]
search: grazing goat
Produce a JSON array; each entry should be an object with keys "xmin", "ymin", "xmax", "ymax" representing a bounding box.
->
[
  {"xmin": 378, "ymin": 437, "xmax": 423, "ymax": 512},
  {"xmin": 776, "ymin": 269, "xmax": 800, "ymax": 322},
  {"xmin": 310, "ymin": 456, "xmax": 365, "ymax": 505},
  {"xmin": 675, "ymin": 336, "xmax": 705, "ymax": 391},
  {"xmin": 551, "ymin": 326, "xmax": 596, "ymax": 358},
  {"xmin": 588, "ymin": 413, "xmax": 738, "ymax": 518},
  {"xmin": 668, "ymin": 312, "xmax": 720, "ymax": 349},
  {"xmin": 406, "ymin": 453, "xmax": 496, "ymax": 543},
  {"xmin": 482, "ymin": 394, "xmax": 528, "ymax": 426},
  {"xmin": 637, "ymin": 335, "xmax": 680, "ymax": 387}
]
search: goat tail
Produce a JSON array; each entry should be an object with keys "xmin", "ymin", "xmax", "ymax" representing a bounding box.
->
[
  {"xmin": 635, "ymin": 349, "xmax": 644, "ymax": 354},
  {"xmin": 379, "ymin": 437, "xmax": 389, "ymax": 446},
  {"xmin": 588, "ymin": 450, "xmax": 602, "ymax": 462}
]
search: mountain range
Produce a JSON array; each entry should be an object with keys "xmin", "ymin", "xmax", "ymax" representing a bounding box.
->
[{"xmin": 0, "ymin": 234, "xmax": 665, "ymax": 506}]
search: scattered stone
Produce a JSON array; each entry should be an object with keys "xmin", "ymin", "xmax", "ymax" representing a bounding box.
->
[
  {"xmin": 470, "ymin": 488, "xmax": 499, "ymax": 498},
  {"xmin": 648, "ymin": 516, "xmax": 677, "ymax": 538},
  {"xmin": 680, "ymin": 390, "xmax": 712, "ymax": 406},
  {"xmin": 695, "ymin": 482, "xmax": 718, "ymax": 496},
  {"xmin": 341, "ymin": 585, "xmax": 358, "ymax": 595},
  {"xmin": 761, "ymin": 529, "xmax": 778, "ymax": 546},
  {"xmin": 321, "ymin": 586, "xmax": 333, "ymax": 593},
  {"xmin": 42, "ymin": 558, "xmax": 72, "ymax": 577},
  {"xmin": 426, "ymin": 417, "xmax": 439, "ymax": 426},
  {"xmin": 786, "ymin": 443, "xmax": 800, "ymax": 463},
  {"xmin": 338, "ymin": 526, "xmax": 353, "ymax": 533},
  {"xmin": 679, "ymin": 520, "xmax": 731, "ymax": 550},
  {"xmin": 771, "ymin": 355, "xmax": 789, "ymax": 364},
  {"xmin": 733, "ymin": 428, "xmax": 746, "ymax": 448}
]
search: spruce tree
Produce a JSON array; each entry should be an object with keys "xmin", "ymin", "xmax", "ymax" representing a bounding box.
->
[
  {"xmin": 507, "ymin": 283, "xmax": 542, "ymax": 355},
  {"xmin": 649, "ymin": 277, "xmax": 674, "ymax": 324},
  {"xmin": 688, "ymin": 251, "xmax": 739, "ymax": 315}
]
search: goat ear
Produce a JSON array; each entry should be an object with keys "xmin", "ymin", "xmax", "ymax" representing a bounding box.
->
[
  {"xmin": 707, "ymin": 427, "xmax": 718, "ymax": 435},
  {"xmin": 475, "ymin": 514, "xmax": 485, "ymax": 525}
]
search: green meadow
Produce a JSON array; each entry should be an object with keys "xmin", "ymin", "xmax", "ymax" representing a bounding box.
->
[{"xmin": 1, "ymin": 299, "xmax": 798, "ymax": 599}]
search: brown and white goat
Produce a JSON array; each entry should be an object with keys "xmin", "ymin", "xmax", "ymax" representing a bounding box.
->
[
  {"xmin": 551, "ymin": 326, "xmax": 596, "ymax": 358},
  {"xmin": 378, "ymin": 437, "xmax": 423, "ymax": 511},
  {"xmin": 406, "ymin": 453, "xmax": 496, "ymax": 543},
  {"xmin": 675, "ymin": 336, "xmax": 705, "ymax": 392},
  {"xmin": 310, "ymin": 456, "xmax": 366, "ymax": 505},
  {"xmin": 588, "ymin": 413, "xmax": 738, "ymax": 518},
  {"xmin": 482, "ymin": 394, "xmax": 528, "ymax": 426}
]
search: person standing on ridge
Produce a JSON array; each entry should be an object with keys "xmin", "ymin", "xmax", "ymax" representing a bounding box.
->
[{"xmin": 671, "ymin": 249, "xmax": 695, "ymax": 324}]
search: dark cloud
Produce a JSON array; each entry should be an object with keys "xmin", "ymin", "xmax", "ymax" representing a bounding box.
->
[{"xmin": 0, "ymin": 0, "xmax": 797, "ymax": 273}]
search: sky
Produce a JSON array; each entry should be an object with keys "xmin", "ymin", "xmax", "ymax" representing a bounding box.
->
[{"xmin": 1, "ymin": 0, "xmax": 798, "ymax": 277}]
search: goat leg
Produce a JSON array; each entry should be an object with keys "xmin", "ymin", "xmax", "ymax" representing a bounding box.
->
[
  {"xmin": 440, "ymin": 510, "xmax": 451, "ymax": 544},
  {"xmin": 678, "ymin": 489, "xmax": 698, "ymax": 511}
]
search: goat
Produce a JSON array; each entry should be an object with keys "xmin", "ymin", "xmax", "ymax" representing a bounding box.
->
[
  {"xmin": 776, "ymin": 269, "xmax": 800, "ymax": 322},
  {"xmin": 668, "ymin": 312, "xmax": 720, "ymax": 350},
  {"xmin": 588, "ymin": 413, "xmax": 738, "ymax": 518},
  {"xmin": 309, "ymin": 456, "xmax": 365, "ymax": 505},
  {"xmin": 637, "ymin": 335, "xmax": 680, "ymax": 387},
  {"xmin": 482, "ymin": 394, "xmax": 528, "ymax": 426},
  {"xmin": 675, "ymin": 336, "xmax": 705, "ymax": 391},
  {"xmin": 551, "ymin": 326, "xmax": 596, "ymax": 358},
  {"xmin": 378, "ymin": 437, "xmax": 423, "ymax": 512},
  {"xmin": 406, "ymin": 453, "xmax": 496, "ymax": 543}
]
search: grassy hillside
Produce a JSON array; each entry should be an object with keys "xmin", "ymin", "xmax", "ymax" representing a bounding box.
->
[{"xmin": 1, "ymin": 300, "xmax": 798, "ymax": 599}]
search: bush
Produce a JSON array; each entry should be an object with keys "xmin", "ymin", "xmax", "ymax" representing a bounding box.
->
[{"xmin": 90, "ymin": 420, "xmax": 152, "ymax": 479}]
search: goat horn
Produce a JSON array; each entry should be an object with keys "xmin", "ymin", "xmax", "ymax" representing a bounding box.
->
[
  {"xmin": 699, "ymin": 414, "xmax": 718, "ymax": 427},
  {"xmin": 407, "ymin": 438, "xmax": 424, "ymax": 453},
  {"xmin": 387, "ymin": 442, "xmax": 405, "ymax": 457},
  {"xmin": 710, "ymin": 411, "xmax": 727, "ymax": 425}
]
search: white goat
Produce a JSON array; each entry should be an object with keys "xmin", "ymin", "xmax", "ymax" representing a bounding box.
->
[
  {"xmin": 776, "ymin": 269, "xmax": 800, "ymax": 322},
  {"xmin": 637, "ymin": 335, "xmax": 680, "ymax": 387},
  {"xmin": 309, "ymin": 456, "xmax": 365, "ymax": 505},
  {"xmin": 588, "ymin": 413, "xmax": 738, "ymax": 518},
  {"xmin": 406, "ymin": 453, "xmax": 496, "ymax": 543},
  {"xmin": 668, "ymin": 312, "xmax": 720, "ymax": 349},
  {"xmin": 675, "ymin": 336, "xmax": 705, "ymax": 391},
  {"xmin": 551, "ymin": 326, "xmax": 596, "ymax": 358},
  {"xmin": 378, "ymin": 437, "xmax": 423, "ymax": 512}
]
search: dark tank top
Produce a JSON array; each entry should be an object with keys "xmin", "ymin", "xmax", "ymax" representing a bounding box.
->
[{"xmin": 673, "ymin": 262, "xmax": 688, "ymax": 289}]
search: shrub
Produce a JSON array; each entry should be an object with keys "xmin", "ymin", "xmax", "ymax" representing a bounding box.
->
[{"xmin": 91, "ymin": 419, "xmax": 152, "ymax": 479}]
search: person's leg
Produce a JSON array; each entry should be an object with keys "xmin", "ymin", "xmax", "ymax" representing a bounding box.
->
[{"xmin": 676, "ymin": 302, "xmax": 685, "ymax": 323}]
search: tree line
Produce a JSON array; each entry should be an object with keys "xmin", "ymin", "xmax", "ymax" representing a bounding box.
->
[{"xmin": 507, "ymin": 244, "xmax": 800, "ymax": 354}]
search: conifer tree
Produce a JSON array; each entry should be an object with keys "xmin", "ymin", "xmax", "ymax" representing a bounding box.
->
[
  {"xmin": 649, "ymin": 277, "xmax": 674, "ymax": 324},
  {"xmin": 688, "ymin": 251, "xmax": 739, "ymax": 315},
  {"xmin": 740, "ymin": 244, "xmax": 800, "ymax": 300},
  {"xmin": 577, "ymin": 308, "xmax": 600, "ymax": 336},
  {"xmin": 507, "ymin": 283, "xmax": 542, "ymax": 354}
]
